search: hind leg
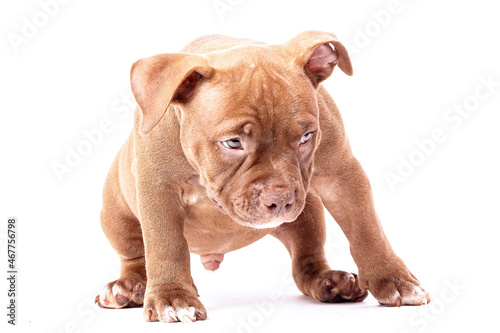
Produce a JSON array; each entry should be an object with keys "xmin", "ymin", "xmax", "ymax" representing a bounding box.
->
[
  {"xmin": 272, "ymin": 194, "xmax": 368, "ymax": 303},
  {"xmin": 95, "ymin": 160, "xmax": 146, "ymax": 309}
]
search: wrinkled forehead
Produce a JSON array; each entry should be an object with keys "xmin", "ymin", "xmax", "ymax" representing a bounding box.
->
[{"xmin": 195, "ymin": 46, "xmax": 319, "ymax": 130}]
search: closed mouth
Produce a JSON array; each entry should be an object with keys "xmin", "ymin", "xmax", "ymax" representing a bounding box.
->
[
  {"xmin": 229, "ymin": 204, "xmax": 292, "ymax": 229},
  {"xmin": 209, "ymin": 193, "xmax": 301, "ymax": 229}
]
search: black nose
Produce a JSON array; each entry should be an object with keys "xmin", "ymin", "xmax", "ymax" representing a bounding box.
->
[{"xmin": 260, "ymin": 189, "xmax": 295, "ymax": 216}]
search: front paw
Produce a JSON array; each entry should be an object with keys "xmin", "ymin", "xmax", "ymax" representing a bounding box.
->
[
  {"xmin": 310, "ymin": 270, "xmax": 368, "ymax": 303},
  {"xmin": 360, "ymin": 260, "xmax": 430, "ymax": 307},
  {"xmin": 143, "ymin": 287, "xmax": 207, "ymax": 323}
]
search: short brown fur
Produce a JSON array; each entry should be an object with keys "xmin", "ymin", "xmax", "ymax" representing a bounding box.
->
[{"xmin": 96, "ymin": 31, "xmax": 429, "ymax": 323}]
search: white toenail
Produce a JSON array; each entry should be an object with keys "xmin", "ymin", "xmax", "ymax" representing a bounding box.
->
[
  {"xmin": 100, "ymin": 290, "xmax": 108, "ymax": 304},
  {"xmin": 404, "ymin": 286, "xmax": 426, "ymax": 305},
  {"xmin": 177, "ymin": 307, "xmax": 196, "ymax": 323}
]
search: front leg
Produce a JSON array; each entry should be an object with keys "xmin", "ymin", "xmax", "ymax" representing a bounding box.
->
[
  {"xmin": 312, "ymin": 157, "xmax": 430, "ymax": 306},
  {"xmin": 138, "ymin": 182, "xmax": 206, "ymax": 322},
  {"xmin": 272, "ymin": 194, "xmax": 368, "ymax": 303}
]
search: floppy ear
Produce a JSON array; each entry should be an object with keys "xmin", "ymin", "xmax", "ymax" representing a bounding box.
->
[
  {"xmin": 283, "ymin": 30, "xmax": 352, "ymax": 87},
  {"xmin": 130, "ymin": 53, "xmax": 213, "ymax": 135}
]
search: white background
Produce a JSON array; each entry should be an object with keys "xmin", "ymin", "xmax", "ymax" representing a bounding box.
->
[{"xmin": 1, "ymin": 0, "xmax": 499, "ymax": 332}]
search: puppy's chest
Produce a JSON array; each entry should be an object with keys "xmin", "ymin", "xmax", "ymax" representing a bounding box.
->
[
  {"xmin": 180, "ymin": 175, "xmax": 267, "ymax": 254},
  {"xmin": 180, "ymin": 174, "xmax": 234, "ymax": 231}
]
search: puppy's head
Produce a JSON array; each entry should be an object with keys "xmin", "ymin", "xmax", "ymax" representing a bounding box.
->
[{"xmin": 131, "ymin": 31, "xmax": 352, "ymax": 229}]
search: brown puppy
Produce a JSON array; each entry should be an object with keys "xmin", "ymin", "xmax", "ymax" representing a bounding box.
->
[{"xmin": 95, "ymin": 31, "xmax": 430, "ymax": 323}]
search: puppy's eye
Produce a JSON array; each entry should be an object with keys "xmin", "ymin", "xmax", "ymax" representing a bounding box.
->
[
  {"xmin": 222, "ymin": 138, "xmax": 242, "ymax": 149},
  {"xmin": 300, "ymin": 132, "xmax": 314, "ymax": 144}
]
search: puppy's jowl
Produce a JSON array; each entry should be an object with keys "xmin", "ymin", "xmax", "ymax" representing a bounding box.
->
[{"xmin": 95, "ymin": 31, "xmax": 430, "ymax": 323}]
